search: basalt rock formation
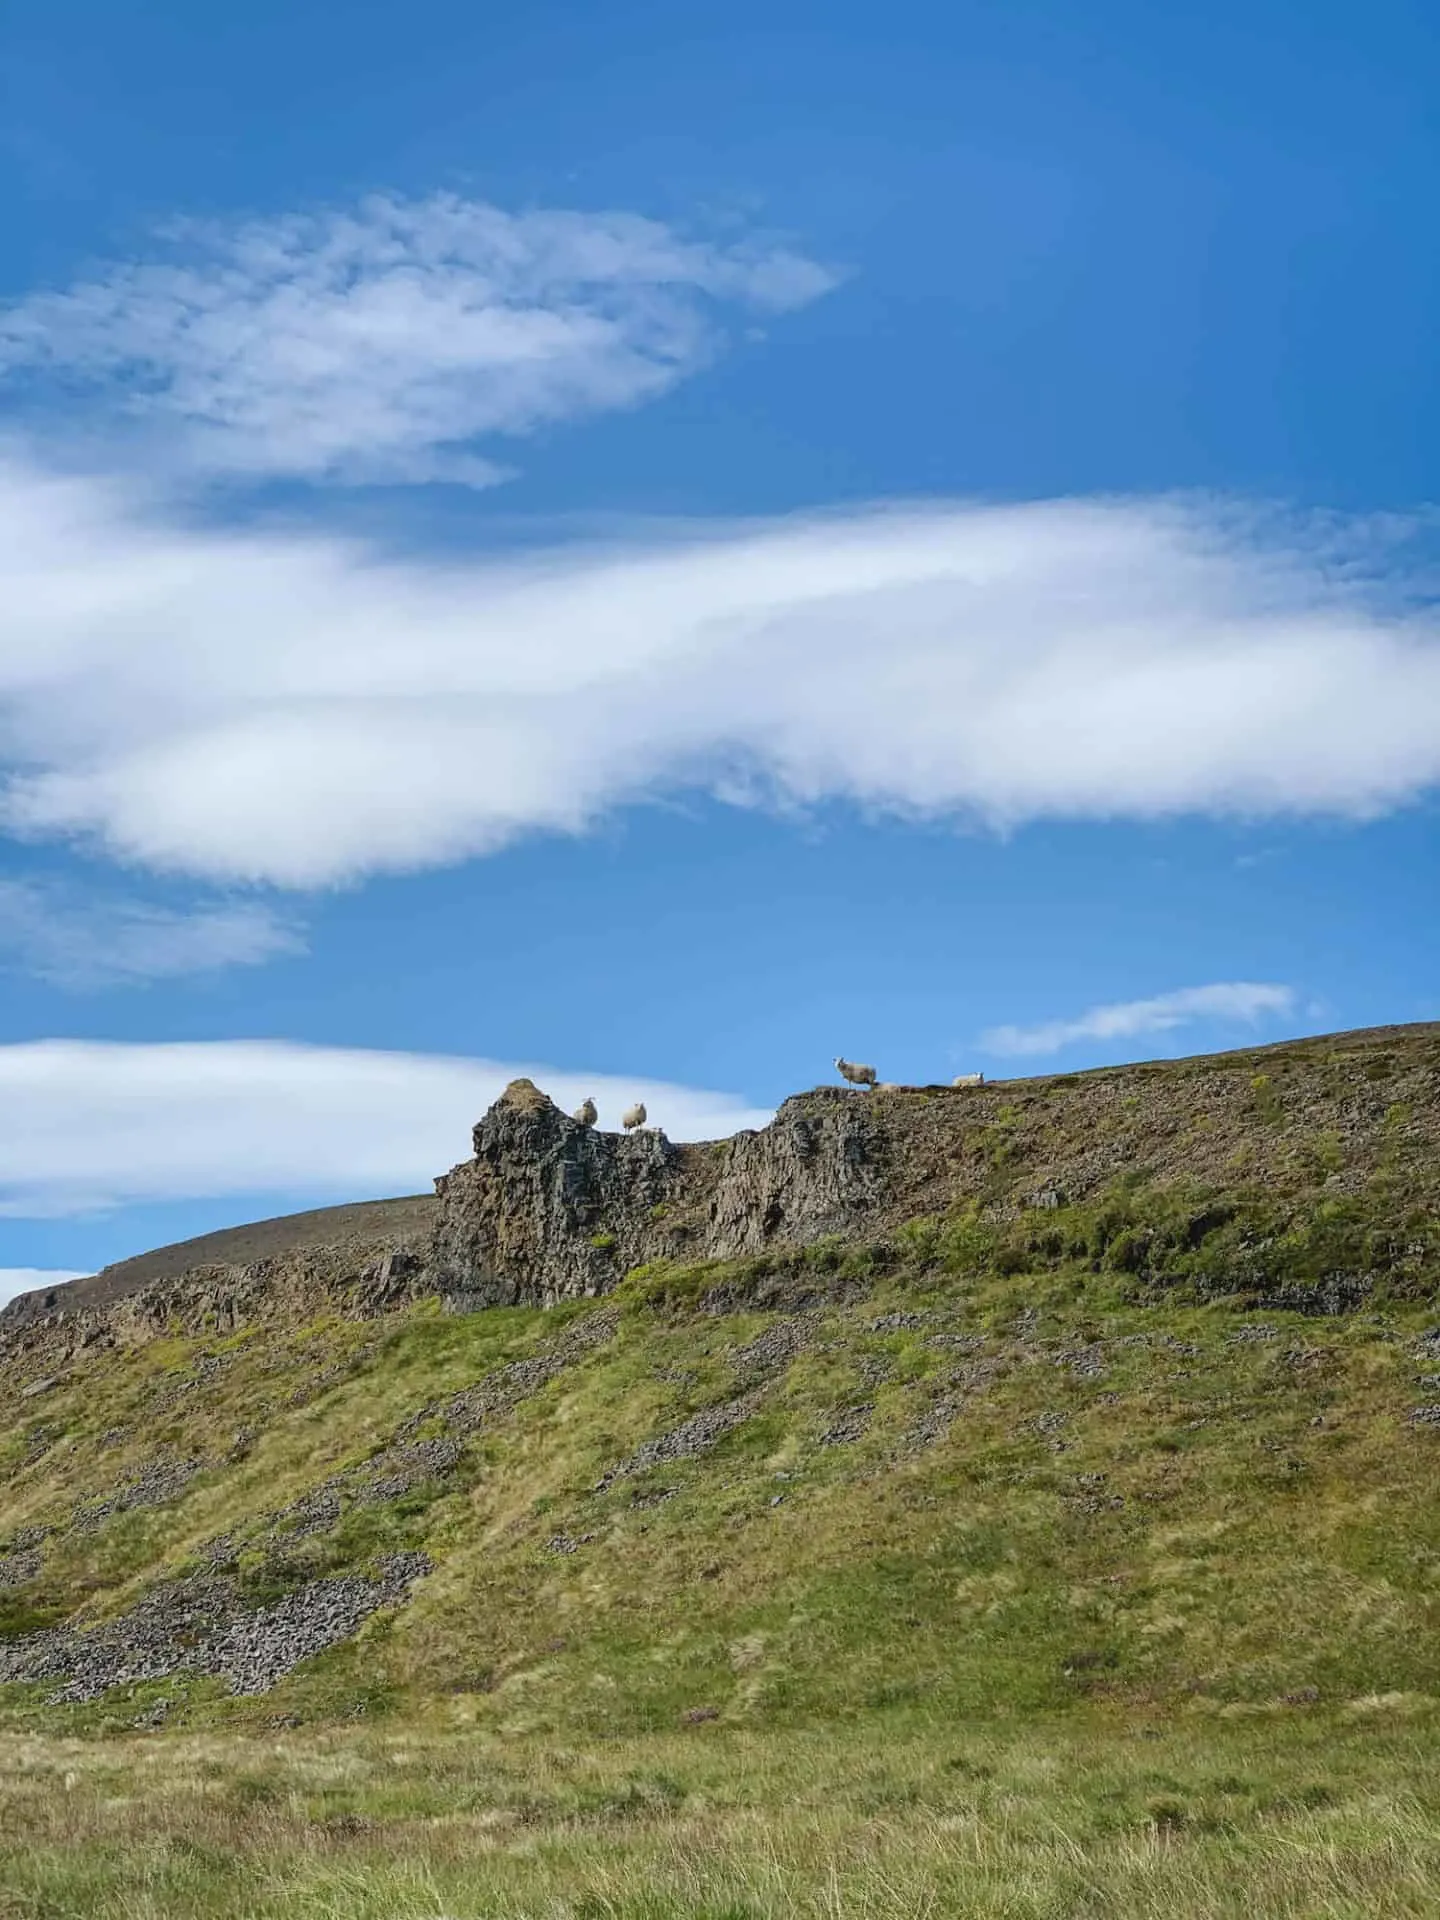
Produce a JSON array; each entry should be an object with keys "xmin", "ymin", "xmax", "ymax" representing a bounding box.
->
[
  {"xmin": 5, "ymin": 1022, "xmax": 1440, "ymax": 1361},
  {"xmin": 429, "ymin": 1078, "xmax": 693, "ymax": 1307},
  {"xmin": 427, "ymin": 1075, "xmax": 890, "ymax": 1306},
  {"xmin": 426, "ymin": 1022, "xmax": 1440, "ymax": 1310}
]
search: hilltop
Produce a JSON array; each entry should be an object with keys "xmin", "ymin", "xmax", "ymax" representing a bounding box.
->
[
  {"xmin": 2, "ymin": 1022, "xmax": 1439, "ymax": 1916},
  {"xmin": 9, "ymin": 1018, "xmax": 1438, "ymax": 1348}
]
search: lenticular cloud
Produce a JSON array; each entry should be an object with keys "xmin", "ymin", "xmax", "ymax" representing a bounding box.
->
[
  {"xmin": 0, "ymin": 461, "xmax": 1438, "ymax": 887},
  {"xmin": 0, "ymin": 1039, "xmax": 775, "ymax": 1218}
]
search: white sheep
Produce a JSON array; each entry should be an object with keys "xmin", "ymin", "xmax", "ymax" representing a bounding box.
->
[
  {"xmin": 573, "ymin": 1097, "xmax": 598, "ymax": 1127},
  {"xmin": 622, "ymin": 1101, "xmax": 647, "ymax": 1131},
  {"xmin": 834, "ymin": 1056, "xmax": 878, "ymax": 1089},
  {"xmin": 951, "ymin": 1072, "xmax": 986, "ymax": 1088}
]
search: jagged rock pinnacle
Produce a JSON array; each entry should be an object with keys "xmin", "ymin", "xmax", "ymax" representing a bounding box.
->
[{"xmin": 495, "ymin": 1077, "xmax": 558, "ymax": 1114}]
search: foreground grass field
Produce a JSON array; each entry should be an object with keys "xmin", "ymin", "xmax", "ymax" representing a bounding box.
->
[{"xmin": 3, "ymin": 1710, "xmax": 1439, "ymax": 1918}]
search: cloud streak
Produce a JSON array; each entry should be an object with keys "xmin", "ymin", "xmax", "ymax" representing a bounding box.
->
[
  {"xmin": 0, "ymin": 1039, "xmax": 774, "ymax": 1219},
  {"xmin": 980, "ymin": 981, "xmax": 1298, "ymax": 1057},
  {"xmin": 0, "ymin": 194, "xmax": 836, "ymax": 486},
  {"xmin": 0, "ymin": 879, "xmax": 302, "ymax": 986},
  {"xmin": 0, "ymin": 470, "xmax": 1438, "ymax": 886}
]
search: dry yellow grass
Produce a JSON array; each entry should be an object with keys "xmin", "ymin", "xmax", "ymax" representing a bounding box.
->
[{"xmin": 3, "ymin": 1712, "xmax": 1439, "ymax": 1916}]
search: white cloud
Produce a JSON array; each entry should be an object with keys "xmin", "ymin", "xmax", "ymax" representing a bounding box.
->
[
  {"xmin": 0, "ymin": 879, "xmax": 302, "ymax": 986},
  {"xmin": 980, "ymin": 982, "xmax": 1298, "ymax": 1058},
  {"xmin": 0, "ymin": 1039, "xmax": 774, "ymax": 1219},
  {"xmin": 0, "ymin": 194, "xmax": 836, "ymax": 485},
  {"xmin": 0, "ymin": 1267, "xmax": 89, "ymax": 1310},
  {"xmin": 0, "ymin": 468, "xmax": 1438, "ymax": 886}
]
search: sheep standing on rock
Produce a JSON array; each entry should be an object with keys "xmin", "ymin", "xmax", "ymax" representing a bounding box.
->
[
  {"xmin": 573, "ymin": 1097, "xmax": 598, "ymax": 1127},
  {"xmin": 834, "ymin": 1056, "xmax": 878, "ymax": 1090},
  {"xmin": 952, "ymin": 1072, "xmax": 985, "ymax": 1088},
  {"xmin": 622, "ymin": 1101, "xmax": 647, "ymax": 1131}
]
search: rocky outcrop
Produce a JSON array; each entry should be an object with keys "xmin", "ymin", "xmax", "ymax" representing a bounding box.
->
[
  {"xmin": 428, "ymin": 1079, "xmax": 704, "ymax": 1306},
  {"xmin": 427, "ymin": 1078, "xmax": 898, "ymax": 1306},
  {"xmin": 7, "ymin": 1023, "xmax": 1440, "ymax": 1356},
  {"xmin": 0, "ymin": 1241, "xmax": 430, "ymax": 1380},
  {"xmin": 706, "ymin": 1094, "xmax": 891, "ymax": 1254},
  {"xmin": 428, "ymin": 1024, "xmax": 1440, "ymax": 1309}
]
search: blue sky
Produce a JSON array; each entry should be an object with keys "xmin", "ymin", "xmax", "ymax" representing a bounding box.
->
[{"xmin": 0, "ymin": 0, "xmax": 1436, "ymax": 1294}]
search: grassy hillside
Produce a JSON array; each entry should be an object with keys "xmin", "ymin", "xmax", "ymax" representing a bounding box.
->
[{"xmin": 2, "ymin": 1026, "xmax": 1439, "ymax": 1915}]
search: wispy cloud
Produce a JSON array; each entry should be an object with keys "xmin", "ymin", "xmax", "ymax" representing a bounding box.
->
[
  {"xmin": 0, "ymin": 1039, "xmax": 774, "ymax": 1218},
  {"xmin": 0, "ymin": 1267, "xmax": 89, "ymax": 1310},
  {"xmin": 0, "ymin": 470, "xmax": 1437, "ymax": 886},
  {"xmin": 981, "ymin": 982, "xmax": 1298, "ymax": 1058},
  {"xmin": 0, "ymin": 194, "xmax": 837, "ymax": 486},
  {"xmin": 0, "ymin": 880, "xmax": 302, "ymax": 986}
]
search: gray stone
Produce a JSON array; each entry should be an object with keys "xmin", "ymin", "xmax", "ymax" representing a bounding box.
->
[
  {"xmin": 594, "ymin": 1390, "xmax": 766, "ymax": 1493},
  {"xmin": 0, "ymin": 1554, "xmax": 430, "ymax": 1703},
  {"xmin": 428, "ymin": 1080, "xmax": 895, "ymax": 1310},
  {"xmin": 819, "ymin": 1404, "xmax": 873, "ymax": 1447}
]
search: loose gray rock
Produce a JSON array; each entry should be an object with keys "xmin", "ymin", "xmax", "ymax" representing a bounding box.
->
[
  {"xmin": 730, "ymin": 1316, "xmax": 814, "ymax": 1380},
  {"xmin": 71, "ymin": 1458, "xmax": 205, "ymax": 1532},
  {"xmin": 0, "ymin": 1553, "xmax": 430, "ymax": 1702},
  {"xmin": 414, "ymin": 1307, "xmax": 620, "ymax": 1438},
  {"xmin": 594, "ymin": 1390, "xmax": 766, "ymax": 1492},
  {"xmin": 819, "ymin": 1404, "xmax": 873, "ymax": 1447},
  {"xmin": 0, "ymin": 1547, "xmax": 42, "ymax": 1588}
]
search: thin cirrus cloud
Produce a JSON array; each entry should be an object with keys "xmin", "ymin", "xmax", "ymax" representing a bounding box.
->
[
  {"xmin": 0, "ymin": 464, "xmax": 1438, "ymax": 886},
  {"xmin": 0, "ymin": 194, "xmax": 838, "ymax": 486},
  {"xmin": 0, "ymin": 879, "xmax": 303, "ymax": 987},
  {"xmin": 980, "ymin": 982, "xmax": 1299, "ymax": 1058},
  {"xmin": 0, "ymin": 1039, "xmax": 776, "ymax": 1220}
]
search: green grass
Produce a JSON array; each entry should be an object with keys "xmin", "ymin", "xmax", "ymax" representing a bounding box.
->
[
  {"xmin": 1, "ymin": 1712, "xmax": 1438, "ymax": 1917},
  {"xmin": 4, "ymin": 1176, "xmax": 1440, "ymax": 1911},
  {"xmin": 5, "ymin": 1251, "xmax": 1440, "ymax": 1733}
]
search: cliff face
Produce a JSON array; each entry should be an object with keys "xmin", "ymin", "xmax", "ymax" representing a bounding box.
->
[
  {"xmin": 5, "ymin": 1022, "xmax": 1439, "ymax": 1361},
  {"xmin": 429, "ymin": 1079, "xmax": 697, "ymax": 1307},
  {"xmin": 426, "ymin": 1025, "xmax": 1440, "ymax": 1308},
  {"xmin": 427, "ymin": 1078, "xmax": 890, "ymax": 1305},
  {"xmin": 0, "ymin": 1240, "xmax": 431, "ymax": 1378}
]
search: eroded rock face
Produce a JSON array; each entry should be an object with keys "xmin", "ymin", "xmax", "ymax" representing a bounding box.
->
[
  {"xmin": 428, "ymin": 1080, "xmax": 697, "ymax": 1305},
  {"xmin": 427, "ymin": 1079, "xmax": 893, "ymax": 1306},
  {"xmin": 706, "ymin": 1094, "xmax": 889, "ymax": 1257},
  {"xmin": 0, "ymin": 1243, "xmax": 429, "ymax": 1378},
  {"xmin": 8, "ymin": 1023, "xmax": 1438, "ymax": 1349}
]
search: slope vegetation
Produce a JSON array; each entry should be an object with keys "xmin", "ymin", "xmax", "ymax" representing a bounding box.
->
[{"xmin": 1, "ymin": 1024, "xmax": 1438, "ymax": 1915}]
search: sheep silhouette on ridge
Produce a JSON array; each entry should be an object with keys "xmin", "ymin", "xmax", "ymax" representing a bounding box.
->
[{"xmin": 834, "ymin": 1056, "xmax": 878, "ymax": 1089}]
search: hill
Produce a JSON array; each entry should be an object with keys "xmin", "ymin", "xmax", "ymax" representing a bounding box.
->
[
  {"xmin": 1, "ymin": 1195, "xmax": 437, "ymax": 1329},
  {"xmin": 1, "ymin": 1022, "xmax": 1439, "ymax": 1916}
]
